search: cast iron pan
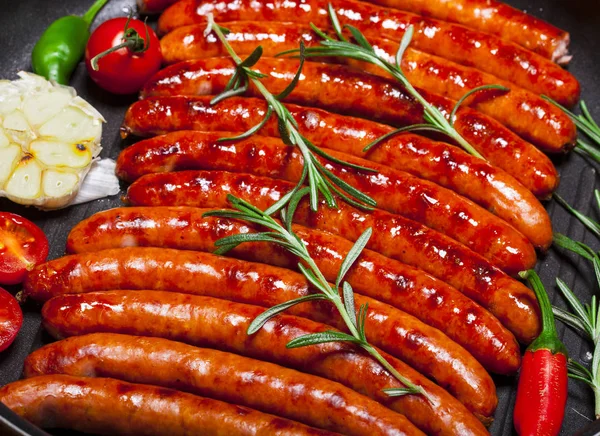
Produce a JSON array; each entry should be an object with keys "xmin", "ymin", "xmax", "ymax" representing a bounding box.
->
[{"xmin": 0, "ymin": 0, "xmax": 599, "ymax": 435}]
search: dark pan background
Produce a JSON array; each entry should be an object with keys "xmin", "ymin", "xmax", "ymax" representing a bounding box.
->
[{"xmin": 0, "ymin": 0, "xmax": 599, "ymax": 435}]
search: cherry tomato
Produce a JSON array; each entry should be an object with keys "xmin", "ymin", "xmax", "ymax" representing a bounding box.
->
[
  {"xmin": 84, "ymin": 17, "xmax": 162, "ymax": 95},
  {"xmin": 0, "ymin": 212, "xmax": 49, "ymax": 285},
  {"xmin": 0, "ymin": 287, "xmax": 23, "ymax": 352}
]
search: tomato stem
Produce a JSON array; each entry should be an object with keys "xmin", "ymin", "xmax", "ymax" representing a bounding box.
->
[{"xmin": 90, "ymin": 15, "xmax": 150, "ymax": 71}]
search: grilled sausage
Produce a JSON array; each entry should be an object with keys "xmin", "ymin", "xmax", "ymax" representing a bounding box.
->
[
  {"xmin": 24, "ymin": 247, "xmax": 521, "ymax": 373},
  {"xmin": 43, "ymin": 236, "xmax": 499, "ymax": 412},
  {"xmin": 160, "ymin": 21, "xmax": 575, "ymax": 150},
  {"xmin": 157, "ymin": 0, "xmax": 580, "ymax": 105},
  {"xmin": 0, "ymin": 375, "xmax": 337, "ymax": 436},
  {"xmin": 67, "ymin": 203, "xmax": 540, "ymax": 347},
  {"xmin": 122, "ymin": 95, "xmax": 559, "ymax": 200},
  {"xmin": 116, "ymin": 130, "xmax": 542, "ymax": 265},
  {"xmin": 363, "ymin": 0, "xmax": 571, "ymax": 63},
  {"xmin": 23, "ymin": 333, "xmax": 429, "ymax": 435},
  {"xmin": 122, "ymin": 171, "xmax": 540, "ymax": 338},
  {"xmin": 40, "ymin": 291, "xmax": 490, "ymax": 435},
  {"xmin": 142, "ymin": 57, "xmax": 576, "ymax": 154}
]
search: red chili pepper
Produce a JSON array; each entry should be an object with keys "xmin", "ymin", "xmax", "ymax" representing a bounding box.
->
[{"xmin": 514, "ymin": 270, "xmax": 568, "ymax": 436}]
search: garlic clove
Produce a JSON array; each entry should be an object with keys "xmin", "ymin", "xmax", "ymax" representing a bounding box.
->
[
  {"xmin": 0, "ymin": 144, "xmax": 21, "ymax": 186},
  {"xmin": 42, "ymin": 170, "xmax": 79, "ymax": 198},
  {"xmin": 30, "ymin": 139, "xmax": 93, "ymax": 169},
  {"xmin": 38, "ymin": 106, "xmax": 102, "ymax": 145},
  {"xmin": 5, "ymin": 155, "xmax": 42, "ymax": 200}
]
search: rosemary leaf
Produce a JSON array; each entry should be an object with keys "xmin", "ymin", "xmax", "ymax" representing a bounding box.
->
[
  {"xmin": 336, "ymin": 228, "xmax": 372, "ymax": 287},
  {"xmin": 247, "ymin": 294, "xmax": 329, "ymax": 334},
  {"xmin": 286, "ymin": 331, "xmax": 362, "ymax": 348}
]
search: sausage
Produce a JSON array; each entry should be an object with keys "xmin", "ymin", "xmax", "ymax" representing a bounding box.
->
[
  {"xmin": 122, "ymin": 172, "xmax": 540, "ymax": 341},
  {"xmin": 40, "ymin": 291, "xmax": 490, "ymax": 435},
  {"xmin": 121, "ymin": 97, "xmax": 554, "ymax": 251},
  {"xmin": 67, "ymin": 203, "xmax": 540, "ymax": 352},
  {"xmin": 362, "ymin": 0, "xmax": 571, "ymax": 63},
  {"xmin": 157, "ymin": 0, "xmax": 580, "ymax": 106},
  {"xmin": 137, "ymin": 0, "xmax": 177, "ymax": 14},
  {"xmin": 122, "ymin": 96, "xmax": 559, "ymax": 200},
  {"xmin": 160, "ymin": 21, "xmax": 575, "ymax": 152},
  {"xmin": 116, "ymin": 130, "xmax": 542, "ymax": 266},
  {"xmin": 24, "ymin": 246, "xmax": 521, "ymax": 373},
  {"xmin": 23, "ymin": 333, "xmax": 427, "ymax": 435},
  {"xmin": 0, "ymin": 375, "xmax": 337, "ymax": 436},
  {"xmin": 35, "ymin": 239, "xmax": 499, "ymax": 413},
  {"xmin": 142, "ymin": 56, "xmax": 576, "ymax": 154}
]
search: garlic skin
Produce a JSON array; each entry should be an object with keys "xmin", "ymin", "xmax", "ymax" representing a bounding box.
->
[{"xmin": 0, "ymin": 71, "xmax": 105, "ymax": 209}]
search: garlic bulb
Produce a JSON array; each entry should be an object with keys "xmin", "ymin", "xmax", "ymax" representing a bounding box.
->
[{"xmin": 0, "ymin": 72, "xmax": 105, "ymax": 209}]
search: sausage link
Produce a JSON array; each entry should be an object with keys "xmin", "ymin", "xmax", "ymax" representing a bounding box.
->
[
  {"xmin": 362, "ymin": 0, "xmax": 571, "ymax": 62},
  {"xmin": 157, "ymin": 0, "xmax": 580, "ymax": 105},
  {"xmin": 24, "ymin": 334, "xmax": 420, "ymax": 436},
  {"xmin": 160, "ymin": 21, "xmax": 575, "ymax": 152},
  {"xmin": 143, "ymin": 56, "xmax": 576, "ymax": 154},
  {"xmin": 46, "ymin": 234, "xmax": 499, "ymax": 412},
  {"xmin": 0, "ymin": 375, "xmax": 336, "ymax": 436},
  {"xmin": 122, "ymin": 171, "xmax": 540, "ymax": 341},
  {"xmin": 40, "ymin": 291, "xmax": 490, "ymax": 435},
  {"xmin": 24, "ymin": 247, "xmax": 520, "ymax": 374},
  {"xmin": 122, "ymin": 95, "xmax": 559, "ymax": 200},
  {"xmin": 121, "ymin": 97, "xmax": 554, "ymax": 251},
  {"xmin": 116, "ymin": 130, "xmax": 540, "ymax": 267}
]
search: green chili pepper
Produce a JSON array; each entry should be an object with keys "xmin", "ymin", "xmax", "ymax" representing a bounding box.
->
[{"xmin": 32, "ymin": 0, "xmax": 109, "ymax": 84}]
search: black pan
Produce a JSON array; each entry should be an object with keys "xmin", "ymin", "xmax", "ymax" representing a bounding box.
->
[{"xmin": 0, "ymin": 0, "xmax": 599, "ymax": 435}]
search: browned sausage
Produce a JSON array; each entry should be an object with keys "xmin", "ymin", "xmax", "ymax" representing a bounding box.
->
[
  {"xmin": 24, "ymin": 245, "xmax": 521, "ymax": 373},
  {"xmin": 38, "ymin": 237, "xmax": 499, "ymax": 413},
  {"xmin": 122, "ymin": 95, "xmax": 559, "ymax": 200},
  {"xmin": 116, "ymin": 130, "xmax": 542, "ymax": 266},
  {"xmin": 40, "ymin": 290, "xmax": 490, "ymax": 435},
  {"xmin": 121, "ymin": 171, "xmax": 540, "ymax": 341},
  {"xmin": 361, "ymin": 0, "xmax": 571, "ymax": 62},
  {"xmin": 160, "ymin": 21, "xmax": 574, "ymax": 152},
  {"xmin": 142, "ymin": 57, "xmax": 576, "ymax": 154},
  {"xmin": 24, "ymin": 334, "xmax": 420, "ymax": 436},
  {"xmin": 157, "ymin": 0, "xmax": 580, "ymax": 106},
  {"xmin": 0, "ymin": 375, "xmax": 338, "ymax": 436}
]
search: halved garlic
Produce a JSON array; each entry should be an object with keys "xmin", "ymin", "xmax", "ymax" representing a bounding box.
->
[{"xmin": 0, "ymin": 71, "xmax": 105, "ymax": 209}]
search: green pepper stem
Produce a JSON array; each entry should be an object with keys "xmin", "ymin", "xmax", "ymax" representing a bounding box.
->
[{"xmin": 83, "ymin": 0, "xmax": 110, "ymax": 27}]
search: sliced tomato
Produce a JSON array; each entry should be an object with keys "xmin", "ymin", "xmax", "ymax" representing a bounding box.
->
[
  {"xmin": 0, "ymin": 212, "xmax": 49, "ymax": 285},
  {"xmin": 0, "ymin": 287, "xmax": 23, "ymax": 352}
]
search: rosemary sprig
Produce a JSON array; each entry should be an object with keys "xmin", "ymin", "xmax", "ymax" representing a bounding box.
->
[
  {"xmin": 552, "ymin": 233, "xmax": 600, "ymax": 418},
  {"xmin": 203, "ymin": 190, "xmax": 431, "ymax": 400},
  {"xmin": 279, "ymin": 4, "xmax": 508, "ymax": 158},
  {"xmin": 554, "ymin": 191, "xmax": 600, "ymax": 239},
  {"xmin": 543, "ymin": 97, "xmax": 600, "ymax": 163},
  {"xmin": 204, "ymin": 15, "xmax": 376, "ymax": 214}
]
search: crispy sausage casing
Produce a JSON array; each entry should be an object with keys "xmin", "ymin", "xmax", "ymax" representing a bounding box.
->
[
  {"xmin": 141, "ymin": 57, "xmax": 576, "ymax": 154},
  {"xmin": 0, "ymin": 375, "xmax": 337, "ymax": 436},
  {"xmin": 160, "ymin": 21, "xmax": 575, "ymax": 151},
  {"xmin": 122, "ymin": 171, "xmax": 540, "ymax": 341},
  {"xmin": 25, "ymin": 247, "xmax": 521, "ymax": 373},
  {"xmin": 41, "ymin": 291, "xmax": 490, "ymax": 435},
  {"xmin": 116, "ymin": 130, "xmax": 542, "ymax": 266},
  {"xmin": 363, "ymin": 0, "xmax": 571, "ymax": 62},
  {"xmin": 23, "ymin": 333, "xmax": 424, "ymax": 436},
  {"xmin": 122, "ymin": 95, "xmax": 559, "ymax": 200},
  {"xmin": 57, "ymin": 230, "xmax": 501, "ymax": 413},
  {"xmin": 157, "ymin": 0, "xmax": 580, "ymax": 105}
]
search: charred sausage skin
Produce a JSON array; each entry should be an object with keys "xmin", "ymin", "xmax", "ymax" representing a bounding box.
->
[
  {"xmin": 25, "ymin": 245, "xmax": 522, "ymax": 373},
  {"xmin": 121, "ymin": 171, "xmax": 540, "ymax": 342},
  {"xmin": 40, "ymin": 291, "xmax": 490, "ymax": 435},
  {"xmin": 0, "ymin": 375, "xmax": 338, "ymax": 436},
  {"xmin": 122, "ymin": 95, "xmax": 559, "ymax": 200},
  {"xmin": 116, "ymin": 130, "xmax": 542, "ymax": 265},
  {"xmin": 23, "ymin": 334, "xmax": 419, "ymax": 436},
  {"xmin": 160, "ymin": 21, "xmax": 574, "ymax": 152},
  {"xmin": 157, "ymin": 0, "xmax": 580, "ymax": 105}
]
